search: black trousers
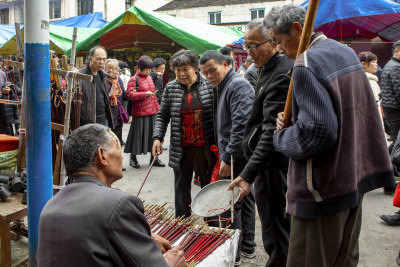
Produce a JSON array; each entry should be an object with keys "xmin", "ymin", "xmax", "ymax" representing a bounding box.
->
[
  {"xmin": 208, "ymin": 163, "xmax": 256, "ymax": 261},
  {"xmin": 173, "ymin": 147, "xmax": 210, "ymax": 218},
  {"xmin": 383, "ymin": 106, "xmax": 400, "ymax": 140},
  {"xmin": 112, "ymin": 123, "xmax": 123, "ymax": 145},
  {"xmin": 254, "ymin": 167, "xmax": 290, "ymax": 267}
]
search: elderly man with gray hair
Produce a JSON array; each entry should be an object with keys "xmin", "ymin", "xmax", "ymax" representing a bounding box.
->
[
  {"xmin": 79, "ymin": 46, "xmax": 114, "ymax": 128},
  {"xmin": 37, "ymin": 124, "xmax": 187, "ymax": 267},
  {"xmin": 265, "ymin": 4, "xmax": 395, "ymax": 267},
  {"xmin": 228, "ymin": 19, "xmax": 293, "ymax": 266}
]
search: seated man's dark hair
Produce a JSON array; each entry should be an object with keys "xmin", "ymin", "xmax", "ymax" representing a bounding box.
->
[{"xmin": 63, "ymin": 124, "xmax": 112, "ymax": 178}]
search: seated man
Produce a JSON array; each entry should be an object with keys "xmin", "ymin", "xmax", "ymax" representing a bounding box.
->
[{"xmin": 37, "ymin": 124, "xmax": 186, "ymax": 267}]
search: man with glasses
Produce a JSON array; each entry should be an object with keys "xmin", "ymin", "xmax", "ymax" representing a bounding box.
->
[
  {"xmin": 229, "ymin": 19, "xmax": 293, "ymax": 266},
  {"xmin": 79, "ymin": 45, "xmax": 113, "ymax": 128}
]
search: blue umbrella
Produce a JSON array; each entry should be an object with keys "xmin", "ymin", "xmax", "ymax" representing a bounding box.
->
[{"xmin": 300, "ymin": 0, "xmax": 400, "ymax": 41}]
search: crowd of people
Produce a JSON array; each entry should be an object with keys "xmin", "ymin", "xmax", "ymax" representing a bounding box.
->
[{"xmin": 33, "ymin": 3, "xmax": 400, "ymax": 267}]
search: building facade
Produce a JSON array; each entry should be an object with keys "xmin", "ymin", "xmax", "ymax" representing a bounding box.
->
[
  {"xmin": 155, "ymin": 0, "xmax": 304, "ymax": 27},
  {"xmin": 0, "ymin": 0, "xmax": 170, "ymax": 24}
]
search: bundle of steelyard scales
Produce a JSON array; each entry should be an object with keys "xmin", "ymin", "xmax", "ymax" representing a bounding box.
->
[
  {"xmin": 140, "ymin": 156, "xmax": 241, "ymax": 266},
  {"xmin": 144, "ymin": 202, "xmax": 235, "ymax": 267}
]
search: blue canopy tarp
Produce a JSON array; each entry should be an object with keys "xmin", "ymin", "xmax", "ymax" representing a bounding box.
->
[
  {"xmin": 50, "ymin": 12, "xmax": 107, "ymax": 28},
  {"xmin": 301, "ymin": 0, "xmax": 400, "ymax": 41},
  {"xmin": 0, "ymin": 25, "xmax": 22, "ymax": 46}
]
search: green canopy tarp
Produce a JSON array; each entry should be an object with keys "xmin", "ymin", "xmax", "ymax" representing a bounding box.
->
[
  {"xmin": 0, "ymin": 25, "xmax": 98, "ymax": 55},
  {"xmin": 65, "ymin": 6, "xmax": 243, "ymax": 56}
]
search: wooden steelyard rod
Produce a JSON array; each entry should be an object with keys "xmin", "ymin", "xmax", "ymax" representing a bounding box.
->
[{"xmin": 282, "ymin": 0, "xmax": 321, "ymax": 127}]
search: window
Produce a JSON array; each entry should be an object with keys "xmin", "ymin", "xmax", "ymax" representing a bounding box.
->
[
  {"xmin": 250, "ymin": 8, "xmax": 265, "ymax": 20},
  {"xmin": 50, "ymin": 0, "xmax": 61, "ymax": 19},
  {"xmin": 14, "ymin": 4, "xmax": 24, "ymax": 24},
  {"xmin": 77, "ymin": 0, "xmax": 93, "ymax": 16},
  {"xmin": 209, "ymin": 12, "xmax": 221, "ymax": 24},
  {"xmin": 125, "ymin": 0, "xmax": 134, "ymax": 10},
  {"xmin": 0, "ymin": 8, "xmax": 9, "ymax": 24}
]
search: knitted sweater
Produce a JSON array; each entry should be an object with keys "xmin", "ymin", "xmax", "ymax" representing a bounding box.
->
[{"xmin": 273, "ymin": 34, "xmax": 394, "ymax": 219}]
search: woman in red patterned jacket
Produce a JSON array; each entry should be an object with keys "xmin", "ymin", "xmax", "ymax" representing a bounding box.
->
[{"xmin": 124, "ymin": 55, "xmax": 165, "ymax": 168}]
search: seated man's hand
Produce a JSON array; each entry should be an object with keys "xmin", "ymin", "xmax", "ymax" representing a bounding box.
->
[
  {"xmin": 2, "ymin": 86, "xmax": 10, "ymax": 95},
  {"xmin": 163, "ymin": 245, "xmax": 187, "ymax": 267},
  {"xmin": 219, "ymin": 161, "xmax": 231, "ymax": 177},
  {"xmin": 227, "ymin": 176, "xmax": 250, "ymax": 202},
  {"xmin": 151, "ymin": 232, "xmax": 171, "ymax": 254}
]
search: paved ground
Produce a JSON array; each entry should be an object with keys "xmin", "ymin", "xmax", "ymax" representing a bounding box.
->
[{"xmin": 7, "ymin": 125, "xmax": 400, "ymax": 266}]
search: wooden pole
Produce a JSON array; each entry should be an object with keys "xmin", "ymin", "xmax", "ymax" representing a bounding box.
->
[
  {"xmin": 53, "ymin": 27, "xmax": 78, "ymax": 188},
  {"xmin": 283, "ymin": 0, "xmax": 321, "ymax": 127}
]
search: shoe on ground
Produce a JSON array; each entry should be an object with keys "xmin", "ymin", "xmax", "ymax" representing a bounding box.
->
[
  {"xmin": 241, "ymin": 250, "xmax": 256, "ymax": 259},
  {"xmin": 162, "ymin": 145, "xmax": 168, "ymax": 151},
  {"xmin": 380, "ymin": 210, "xmax": 400, "ymax": 226},
  {"xmin": 234, "ymin": 258, "xmax": 241, "ymax": 266},
  {"xmin": 152, "ymin": 157, "xmax": 166, "ymax": 167},
  {"xmin": 129, "ymin": 155, "xmax": 140, "ymax": 169},
  {"xmin": 122, "ymin": 167, "xmax": 126, "ymax": 172},
  {"xmin": 384, "ymin": 185, "xmax": 397, "ymax": 195}
]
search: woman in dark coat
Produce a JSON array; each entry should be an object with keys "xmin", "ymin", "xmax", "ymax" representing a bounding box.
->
[
  {"xmin": 124, "ymin": 55, "xmax": 165, "ymax": 168},
  {"xmin": 152, "ymin": 49, "xmax": 217, "ymax": 218}
]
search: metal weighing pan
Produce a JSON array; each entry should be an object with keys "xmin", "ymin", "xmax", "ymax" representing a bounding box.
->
[{"xmin": 191, "ymin": 180, "xmax": 240, "ymax": 217}]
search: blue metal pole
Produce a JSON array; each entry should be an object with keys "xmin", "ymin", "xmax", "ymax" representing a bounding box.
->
[{"xmin": 24, "ymin": 0, "xmax": 53, "ymax": 265}]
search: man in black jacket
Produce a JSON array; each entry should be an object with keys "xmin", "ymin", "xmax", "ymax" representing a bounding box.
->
[
  {"xmin": 200, "ymin": 50, "xmax": 256, "ymax": 265},
  {"xmin": 228, "ymin": 19, "xmax": 293, "ymax": 267},
  {"xmin": 79, "ymin": 46, "xmax": 113, "ymax": 128}
]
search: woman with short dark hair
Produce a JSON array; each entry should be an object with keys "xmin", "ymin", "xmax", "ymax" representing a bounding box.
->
[
  {"xmin": 124, "ymin": 55, "xmax": 165, "ymax": 168},
  {"xmin": 152, "ymin": 49, "xmax": 217, "ymax": 218}
]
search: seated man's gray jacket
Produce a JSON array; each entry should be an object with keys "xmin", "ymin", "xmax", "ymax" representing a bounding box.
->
[{"xmin": 37, "ymin": 175, "xmax": 168, "ymax": 267}]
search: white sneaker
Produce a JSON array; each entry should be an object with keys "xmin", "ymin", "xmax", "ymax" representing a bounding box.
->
[{"xmin": 241, "ymin": 250, "xmax": 256, "ymax": 259}]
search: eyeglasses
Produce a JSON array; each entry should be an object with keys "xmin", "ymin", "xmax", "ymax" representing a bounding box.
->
[{"xmin": 242, "ymin": 40, "xmax": 271, "ymax": 51}]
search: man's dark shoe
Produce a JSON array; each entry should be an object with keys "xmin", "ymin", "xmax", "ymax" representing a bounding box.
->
[
  {"xmin": 151, "ymin": 156, "xmax": 166, "ymax": 167},
  {"xmin": 384, "ymin": 185, "xmax": 397, "ymax": 195},
  {"xmin": 129, "ymin": 155, "xmax": 140, "ymax": 169},
  {"xmin": 380, "ymin": 210, "xmax": 400, "ymax": 225},
  {"xmin": 122, "ymin": 167, "xmax": 126, "ymax": 172}
]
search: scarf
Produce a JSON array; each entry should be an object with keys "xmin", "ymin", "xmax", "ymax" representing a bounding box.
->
[{"xmin": 107, "ymin": 75, "xmax": 122, "ymax": 107}]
